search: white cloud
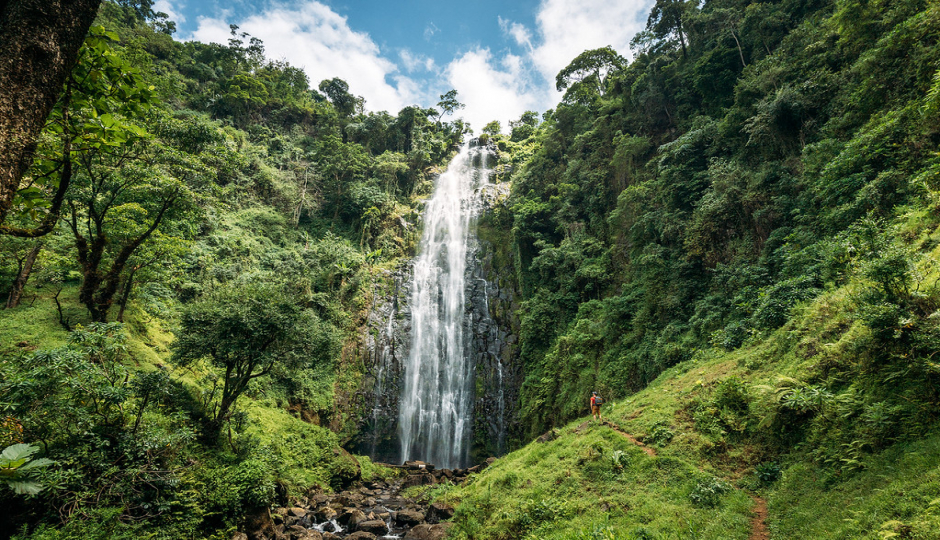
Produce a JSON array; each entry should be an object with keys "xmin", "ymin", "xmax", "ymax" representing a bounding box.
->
[
  {"xmin": 153, "ymin": 0, "xmax": 185, "ymax": 23},
  {"xmin": 529, "ymin": 0, "xmax": 651, "ymax": 92},
  {"xmin": 399, "ymin": 49, "xmax": 436, "ymax": 73},
  {"xmin": 187, "ymin": 2, "xmax": 419, "ymax": 114},
  {"xmin": 445, "ymin": 48, "xmax": 545, "ymax": 133},
  {"xmin": 445, "ymin": 0, "xmax": 653, "ymax": 131},
  {"xmin": 498, "ymin": 16, "xmax": 533, "ymax": 51}
]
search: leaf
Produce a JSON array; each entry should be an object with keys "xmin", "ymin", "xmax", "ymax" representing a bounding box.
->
[
  {"xmin": 7, "ymin": 480, "xmax": 43, "ymax": 495},
  {"xmin": 0, "ymin": 444, "xmax": 37, "ymax": 462},
  {"xmin": 17, "ymin": 458, "xmax": 54, "ymax": 472}
]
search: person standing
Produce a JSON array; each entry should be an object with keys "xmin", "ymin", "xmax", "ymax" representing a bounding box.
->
[{"xmin": 590, "ymin": 391, "xmax": 603, "ymax": 421}]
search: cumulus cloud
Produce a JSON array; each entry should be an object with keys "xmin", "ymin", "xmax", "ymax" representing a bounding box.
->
[
  {"xmin": 498, "ymin": 16, "xmax": 533, "ymax": 51},
  {"xmin": 445, "ymin": 0, "xmax": 652, "ymax": 131},
  {"xmin": 187, "ymin": 2, "xmax": 419, "ymax": 113},
  {"xmin": 445, "ymin": 48, "xmax": 545, "ymax": 133},
  {"xmin": 529, "ymin": 0, "xmax": 651, "ymax": 90},
  {"xmin": 153, "ymin": 0, "xmax": 185, "ymax": 23},
  {"xmin": 399, "ymin": 49, "xmax": 436, "ymax": 73}
]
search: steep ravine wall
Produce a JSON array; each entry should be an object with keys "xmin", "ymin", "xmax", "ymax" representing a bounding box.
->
[{"xmin": 347, "ymin": 172, "xmax": 523, "ymax": 465}]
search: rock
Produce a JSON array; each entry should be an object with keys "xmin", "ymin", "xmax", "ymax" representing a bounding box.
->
[
  {"xmin": 314, "ymin": 506, "xmax": 337, "ymax": 522},
  {"xmin": 309, "ymin": 494, "xmax": 329, "ymax": 506},
  {"xmin": 404, "ymin": 523, "xmax": 454, "ymax": 540},
  {"xmin": 425, "ymin": 503, "xmax": 455, "ymax": 524},
  {"xmin": 375, "ymin": 512, "xmax": 390, "ymax": 521},
  {"xmin": 288, "ymin": 507, "xmax": 307, "ymax": 518},
  {"xmin": 401, "ymin": 473, "xmax": 436, "ymax": 489},
  {"xmin": 357, "ymin": 520, "xmax": 389, "ymax": 535},
  {"xmin": 395, "ymin": 509, "xmax": 425, "ymax": 526},
  {"xmin": 338, "ymin": 508, "xmax": 367, "ymax": 529},
  {"xmin": 362, "ymin": 497, "xmax": 377, "ymax": 507},
  {"xmin": 232, "ymin": 533, "xmax": 248, "ymax": 540},
  {"xmin": 346, "ymin": 533, "xmax": 376, "ymax": 540},
  {"xmin": 537, "ymin": 429, "xmax": 558, "ymax": 443},
  {"xmin": 321, "ymin": 533, "xmax": 339, "ymax": 540},
  {"xmin": 288, "ymin": 524, "xmax": 317, "ymax": 539}
]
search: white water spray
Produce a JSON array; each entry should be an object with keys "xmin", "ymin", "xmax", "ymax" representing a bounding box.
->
[{"xmin": 398, "ymin": 143, "xmax": 493, "ymax": 469}]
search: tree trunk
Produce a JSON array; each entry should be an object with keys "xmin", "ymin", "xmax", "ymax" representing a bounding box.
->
[
  {"xmin": 4, "ymin": 242, "xmax": 41, "ymax": 309},
  {"xmin": 116, "ymin": 266, "xmax": 136, "ymax": 322},
  {"xmin": 0, "ymin": 0, "xmax": 102, "ymax": 226}
]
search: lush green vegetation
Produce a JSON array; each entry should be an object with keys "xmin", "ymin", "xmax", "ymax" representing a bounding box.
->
[
  {"xmin": 5, "ymin": 0, "xmax": 940, "ymax": 537},
  {"xmin": 438, "ymin": 0, "xmax": 940, "ymax": 536},
  {"xmin": 0, "ymin": 1, "xmax": 459, "ymax": 537}
]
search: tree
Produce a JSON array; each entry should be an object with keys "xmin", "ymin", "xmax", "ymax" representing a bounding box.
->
[
  {"xmin": 172, "ymin": 281, "xmax": 321, "ymax": 442},
  {"xmin": 0, "ymin": 0, "xmax": 104, "ymax": 229},
  {"xmin": 555, "ymin": 47, "xmax": 625, "ymax": 105},
  {"xmin": 646, "ymin": 0, "xmax": 693, "ymax": 57},
  {"xmin": 509, "ymin": 111, "xmax": 540, "ymax": 142},
  {"xmin": 1, "ymin": 26, "xmax": 155, "ymax": 238},
  {"xmin": 319, "ymin": 77, "xmax": 358, "ymax": 119},
  {"xmin": 435, "ymin": 89, "xmax": 465, "ymax": 121}
]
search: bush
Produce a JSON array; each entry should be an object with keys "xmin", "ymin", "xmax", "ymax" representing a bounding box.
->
[{"xmin": 689, "ymin": 477, "xmax": 731, "ymax": 508}]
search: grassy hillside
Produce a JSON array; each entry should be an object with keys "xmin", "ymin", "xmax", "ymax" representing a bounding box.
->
[{"xmin": 437, "ymin": 204, "xmax": 940, "ymax": 538}]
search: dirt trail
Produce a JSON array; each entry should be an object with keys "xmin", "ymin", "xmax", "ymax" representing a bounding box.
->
[
  {"xmin": 748, "ymin": 494, "xmax": 769, "ymax": 540},
  {"xmin": 602, "ymin": 420, "xmax": 657, "ymax": 457},
  {"xmin": 600, "ymin": 419, "xmax": 769, "ymax": 539}
]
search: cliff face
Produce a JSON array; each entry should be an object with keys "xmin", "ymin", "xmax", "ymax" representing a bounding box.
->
[{"xmin": 349, "ymin": 163, "xmax": 523, "ymax": 466}]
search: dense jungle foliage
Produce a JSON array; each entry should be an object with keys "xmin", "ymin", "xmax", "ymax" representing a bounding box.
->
[
  {"xmin": 492, "ymin": 0, "xmax": 940, "ymax": 444},
  {"xmin": 0, "ymin": 2, "xmax": 465, "ymax": 537},
  {"xmin": 4, "ymin": 0, "xmax": 940, "ymax": 537},
  {"xmin": 427, "ymin": 0, "xmax": 940, "ymax": 536}
]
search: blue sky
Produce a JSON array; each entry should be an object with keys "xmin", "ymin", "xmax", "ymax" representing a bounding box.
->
[{"xmin": 154, "ymin": 0, "xmax": 653, "ymax": 131}]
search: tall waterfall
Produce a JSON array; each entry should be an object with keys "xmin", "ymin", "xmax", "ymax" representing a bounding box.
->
[{"xmin": 398, "ymin": 142, "xmax": 493, "ymax": 469}]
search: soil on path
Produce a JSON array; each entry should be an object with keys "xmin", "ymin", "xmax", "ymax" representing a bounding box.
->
[
  {"xmin": 748, "ymin": 494, "xmax": 769, "ymax": 540},
  {"xmin": 599, "ymin": 419, "xmax": 769, "ymax": 539}
]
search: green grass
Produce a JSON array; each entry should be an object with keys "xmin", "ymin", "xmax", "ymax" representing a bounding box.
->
[
  {"xmin": 446, "ymin": 418, "xmax": 752, "ymax": 539},
  {"xmin": 446, "ymin": 225, "xmax": 940, "ymax": 538}
]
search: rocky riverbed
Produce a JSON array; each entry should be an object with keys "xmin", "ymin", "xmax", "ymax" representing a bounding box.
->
[{"xmin": 236, "ymin": 459, "xmax": 493, "ymax": 540}]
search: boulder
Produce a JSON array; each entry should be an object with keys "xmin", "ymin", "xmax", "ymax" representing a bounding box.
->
[
  {"xmin": 404, "ymin": 523, "xmax": 454, "ymax": 540},
  {"xmin": 537, "ymin": 429, "xmax": 558, "ymax": 443},
  {"xmin": 287, "ymin": 525, "xmax": 321, "ymax": 539},
  {"xmin": 401, "ymin": 474, "xmax": 435, "ymax": 489},
  {"xmin": 395, "ymin": 509, "xmax": 425, "ymax": 526},
  {"xmin": 321, "ymin": 533, "xmax": 339, "ymax": 540},
  {"xmin": 288, "ymin": 507, "xmax": 307, "ymax": 518},
  {"xmin": 314, "ymin": 506, "xmax": 337, "ymax": 522},
  {"xmin": 425, "ymin": 503, "xmax": 455, "ymax": 524},
  {"xmin": 345, "ymin": 533, "xmax": 376, "ymax": 540},
  {"xmin": 338, "ymin": 508, "xmax": 367, "ymax": 529},
  {"xmin": 357, "ymin": 520, "xmax": 389, "ymax": 535}
]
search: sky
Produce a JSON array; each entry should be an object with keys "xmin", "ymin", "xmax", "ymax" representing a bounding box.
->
[{"xmin": 154, "ymin": 0, "xmax": 655, "ymax": 132}]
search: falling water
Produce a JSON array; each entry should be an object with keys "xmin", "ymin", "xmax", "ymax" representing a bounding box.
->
[{"xmin": 398, "ymin": 142, "xmax": 493, "ymax": 469}]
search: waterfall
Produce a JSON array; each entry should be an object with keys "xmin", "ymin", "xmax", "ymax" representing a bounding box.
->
[{"xmin": 398, "ymin": 142, "xmax": 493, "ymax": 469}]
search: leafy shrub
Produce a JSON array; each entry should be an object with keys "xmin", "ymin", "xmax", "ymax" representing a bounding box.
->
[
  {"xmin": 646, "ymin": 422, "xmax": 675, "ymax": 447},
  {"xmin": 755, "ymin": 461, "xmax": 781, "ymax": 486},
  {"xmin": 611, "ymin": 449, "xmax": 629, "ymax": 472},
  {"xmin": 689, "ymin": 477, "xmax": 731, "ymax": 508}
]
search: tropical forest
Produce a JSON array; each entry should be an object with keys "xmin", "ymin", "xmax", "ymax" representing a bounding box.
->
[{"xmin": 2, "ymin": 0, "xmax": 940, "ymax": 538}]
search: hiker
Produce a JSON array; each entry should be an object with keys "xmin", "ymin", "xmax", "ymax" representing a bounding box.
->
[{"xmin": 590, "ymin": 391, "xmax": 603, "ymax": 421}]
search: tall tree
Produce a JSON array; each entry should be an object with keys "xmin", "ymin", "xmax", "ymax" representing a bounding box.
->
[
  {"xmin": 172, "ymin": 281, "xmax": 320, "ymax": 442},
  {"xmin": 0, "ymin": 0, "xmax": 104, "ymax": 229}
]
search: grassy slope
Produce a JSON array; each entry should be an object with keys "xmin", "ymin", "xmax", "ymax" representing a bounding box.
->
[
  {"xmin": 443, "ymin": 215, "xmax": 940, "ymax": 539},
  {"xmin": 0, "ymin": 284, "xmax": 371, "ymax": 498}
]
